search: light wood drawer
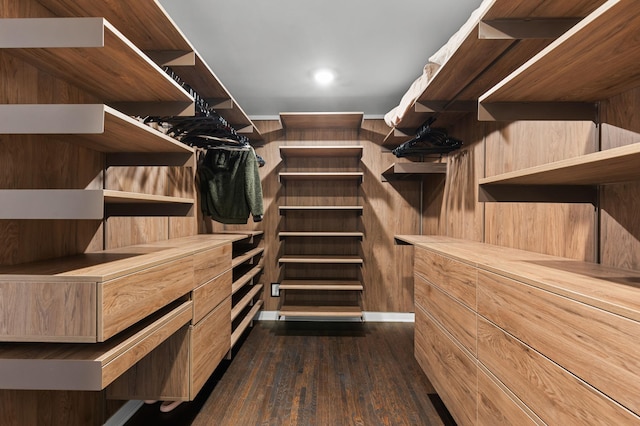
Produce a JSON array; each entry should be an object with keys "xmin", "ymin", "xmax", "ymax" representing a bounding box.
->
[
  {"xmin": 190, "ymin": 296, "xmax": 231, "ymax": 398},
  {"xmin": 415, "ymin": 246, "xmax": 476, "ymax": 309},
  {"xmin": 415, "ymin": 273, "xmax": 476, "ymax": 355},
  {"xmin": 478, "ymin": 269, "xmax": 640, "ymax": 416},
  {"xmin": 192, "ymin": 269, "xmax": 232, "ymax": 324},
  {"xmin": 415, "ymin": 305, "xmax": 477, "ymax": 426},
  {"xmin": 0, "ymin": 301, "xmax": 192, "ymax": 391},
  {"xmin": 193, "ymin": 243, "xmax": 232, "ymax": 288},
  {"xmin": 477, "ymin": 366, "xmax": 542, "ymax": 426},
  {"xmin": 477, "ymin": 317, "xmax": 640, "ymax": 424},
  {"xmin": 101, "ymin": 256, "xmax": 194, "ymax": 341}
]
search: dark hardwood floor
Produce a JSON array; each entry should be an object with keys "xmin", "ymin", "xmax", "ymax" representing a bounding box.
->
[{"xmin": 124, "ymin": 321, "xmax": 455, "ymax": 426}]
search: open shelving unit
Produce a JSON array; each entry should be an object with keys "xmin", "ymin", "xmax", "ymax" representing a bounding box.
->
[
  {"xmin": 277, "ymin": 140, "xmax": 364, "ymax": 319},
  {"xmin": 382, "ymin": 162, "xmax": 447, "ymax": 182},
  {"xmin": 384, "ymin": 0, "xmax": 606, "ymax": 142}
]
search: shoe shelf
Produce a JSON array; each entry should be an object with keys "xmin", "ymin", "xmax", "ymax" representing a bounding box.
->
[
  {"xmin": 279, "ymin": 280, "xmax": 363, "ymax": 291},
  {"xmin": 0, "ymin": 17, "xmax": 193, "ymax": 115},
  {"xmin": 479, "ymin": 141, "xmax": 640, "ymax": 203},
  {"xmin": 479, "ymin": 0, "xmax": 640, "ymax": 121},
  {"xmin": 278, "ymin": 304, "xmax": 362, "ymax": 319},
  {"xmin": 391, "ymin": 0, "xmax": 605, "ymax": 132},
  {"xmin": 279, "ymin": 112, "xmax": 364, "ymax": 129},
  {"xmin": 35, "ymin": 0, "xmax": 262, "ymax": 141},
  {"xmin": 229, "ymin": 233, "xmax": 264, "ymax": 350},
  {"xmin": 278, "ymin": 255, "xmax": 364, "ymax": 265},
  {"xmin": 382, "ymin": 162, "xmax": 447, "ymax": 182},
  {"xmin": 279, "ymin": 205, "xmax": 363, "ymax": 214}
]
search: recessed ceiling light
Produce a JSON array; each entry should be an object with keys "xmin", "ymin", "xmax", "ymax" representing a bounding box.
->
[{"xmin": 313, "ymin": 68, "xmax": 335, "ymax": 85}]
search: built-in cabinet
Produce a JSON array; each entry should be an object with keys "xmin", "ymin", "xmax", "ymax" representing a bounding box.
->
[{"xmin": 0, "ymin": 0, "xmax": 262, "ymax": 424}]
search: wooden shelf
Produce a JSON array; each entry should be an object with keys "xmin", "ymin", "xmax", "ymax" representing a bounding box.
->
[
  {"xmin": 0, "ymin": 189, "xmax": 194, "ymax": 219},
  {"xmin": 382, "ymin": 162, "xmax": 447, "ymax": 182},
  {"xmin": 0, "ymin": 18, "xmax": 193, "ymax": 115},
  {"xmin": 479, "ymin": 143, "xmax": 640, "ymax": 203},
  {"xmin": 0, "ymin": 300, "xmax": 192, "ymax": 390},
  {"xmin": 280, "ymin": 112, "xmax": 363, "ymax": 129},
  {"xmin": 279, "ymin": 205, "xmax": 363, "ymax": 214},
  {"xmin": 279, "ymin": 145, "xmax": 363, "ymax": 158},
  {"xmin": 231, "ymin": 284, "xmax": 263, "ymax": 322},
  {"xmin": 232, "ymin": 247, "xmax": 264, "ymax": 268},
  {"xmin": 279, "ymin": 232, "xmax": 364, "ymax": 238},
  {"xmin": 382, "ymin": 128, "xmax": 413, "ymax": 148},
  {"xmin": 0, "ymin": 104, "xmax": 193, "ymax": 156},
  {"xmin": 279, "ymin": 172, "xmax": 363, "ymax": 182},
  {"xmin": 279, "ymin": 280, "xmax": 363, "ymax": 291},
  {"xmin": 278, "ymin": 304, "xmax": 362, "ymax": 318},
  {"xmin": 392, "ymin": 0, "xmax": 605, "ymax": 130},
  {"xmin": 231, "ymin": 300, "xmax": 263, "ymax": 348},
  {"xmin": 278, "ymin": 256, "xmax": 363, "ymax": 265},
  {"xmin": 479, "ymin": 0, "xmax": 640, "ymax": 121},
  {"xmin": 232, "ymin": 266, "xmax": 263, "ymax": 295}
]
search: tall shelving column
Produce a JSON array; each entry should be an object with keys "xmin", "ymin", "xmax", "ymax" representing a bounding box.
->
[{"xmin": 277, "ymin": 142, "xmax": 364, "ymax": 319}]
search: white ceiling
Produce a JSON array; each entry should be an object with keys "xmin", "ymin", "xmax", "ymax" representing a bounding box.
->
[{"xmin": 159, "ymin": 0, "xmax": 483, "ymax": 119}]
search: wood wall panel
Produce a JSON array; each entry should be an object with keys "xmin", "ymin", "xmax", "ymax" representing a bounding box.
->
[
  {"xmin": 483, "ymin": 120, "xmax": 597, "ymax": 260},
  {"xmin": 441, "ymin": 115, "xmax": 485, "ymax": 242},
  {"xmin": 600, "ymin": 88, "xmax": 640, "ymax": 270}
]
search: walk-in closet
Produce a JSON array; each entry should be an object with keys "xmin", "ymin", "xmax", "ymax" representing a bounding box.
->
[{"xmin": 2, "ymin": 0, "xmax": 640, "ymax": 424}]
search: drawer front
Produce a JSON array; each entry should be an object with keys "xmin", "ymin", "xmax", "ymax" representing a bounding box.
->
[
  {"xmin": 415, "ymin": 305, "xmax": 477, "ymax": 426},
  {"xmin": 477, "ymin": 317, "xmax": 640, "ymax": 425},
  {"xmin": 101, "ymin": 256, "xmax": 194, "ymax": 341},
  {"xmin": 190, "ymin": 296, "xmax": 231, "ymax": 398},
  {"xmin": 478, "ymin": 269, "xmax": 640, "ymax": 415},
  {"xmin": 193, "ymin": 243, "xmax": 232, "ymax": 288},
  {"xmin": 415, "ymin": 273, "xmax": 476, "ymax": 355},
  {"xmin": 477, "ymin": 367, "xmax": 542, "ymax": 426},
  {"xmin": 415, "ymin": 247, "xmax": 476, "ymax": 309},
  {"xmin": 192, "ymin": 269, "xmax": 232, "ymax": 324},
  {"xmin": 0, "ymin": 281, "xmax": 96, "ymax": 342}
]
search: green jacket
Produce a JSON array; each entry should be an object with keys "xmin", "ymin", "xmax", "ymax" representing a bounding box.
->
[{"xmin": 198, "ymin": 147, "xmax": 264, "ymax": 224}]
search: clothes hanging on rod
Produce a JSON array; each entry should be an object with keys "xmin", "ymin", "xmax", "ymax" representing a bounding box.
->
[
  {"xmin": 392, "ymin": 117, "xmax": 463, "ymax": 158},
  {"xmin": 197, "ymin": 145, "xmax": 264, "ymax": 224}
]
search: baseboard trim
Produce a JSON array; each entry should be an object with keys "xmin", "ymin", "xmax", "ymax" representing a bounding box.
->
[
  {"xmin": 257, "ymin": 311, "xmax": 414, "ymax": 322},
  {"xmin": 104, "ymin": 400, "xmax": 144, "ymax": 426}
]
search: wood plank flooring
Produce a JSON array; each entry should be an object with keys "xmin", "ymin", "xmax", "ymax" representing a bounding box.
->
[{"xmin": 123, "ymin": 321, "xmax": 455, "ymax": 426}]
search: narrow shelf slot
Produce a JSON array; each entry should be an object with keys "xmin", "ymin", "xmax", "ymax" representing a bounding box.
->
[
  {"xmin": 279, "ymin": 172, "xmax": 363, "ymax": 182},
  {"xmin": 278, "ymin": 256, "xmax": 363, "ymax": 265},
  {"xmin": 232, "ymin": 247, "xmax": 265, "ymax": 268},
  {"xmin": 231, "ymin": 284, "xmax": 263, "ymax": 322},
  {"xmin": 279, "ymin": 232, "xmax": 364, "ymax": 238},
  {"xmin": 231, "ymin": 300, "xmax": 263, "ymax": 348},
  {"xmin": 279, "ymin": 206, "xmax": 363, "ymax": 214},
  {"xmin": 382, "ymin": 162, "xmax": 447, "ymax": 182},
  {"xmin": 279, "ymin": 280, "xmax": 363, "ymax": 291},
  {"xmin": 278, "ymin": 304, "xmax": 362, "ymax": 318},
  {"xmin": 232, "ymin": 266, "xmax": 263, "ymax": 295},
  {"xmin": 279, "ymin": 145, "xmax": 363, "ymax": 158}
]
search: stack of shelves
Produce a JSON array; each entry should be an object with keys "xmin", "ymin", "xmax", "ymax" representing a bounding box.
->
[
  {"xmin": 277, "ymin": 143, "xmax": 364, "ymax": 319},
  {"xmin": 478, "ymin": 0, "xmax": 640, "ymax": 202}
]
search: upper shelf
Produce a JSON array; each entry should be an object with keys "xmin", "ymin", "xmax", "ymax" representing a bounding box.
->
[
  {"xmin": 0, "ymin": 189, "xmax": 194, "ymax": 219},
  {"xmin": 279, "ymin": 206, "xmax": 363, "ymax": 214},
  {"xmin": 0, "ymin": 17, "xmax": 193, "ymax": 115},
  {"xmin": 21, "ymin": 1, "xmax": 262, "ymax": 138},
  {"xmin": 392, "ymin": 0, "xmax": 606, "ymax": 131},
  {"xmin": 279, "ymin": 145, "xmax": 363, "ymax": 158},
  {"xmin": 280, "ymin": 112, "xmax": 364, "ymax": 129},
  {"xmin": 0, "ymin": 104, "xmax": 193, "ymax": 157},
  {"xmin": 479, "ymin": 142, "xmax": 640, "ymax": 203},
  {"xmin": 382, "ymin": 162, "xmax": 447, "ymax": 182},
  {"xmin": 479, "ymin": 0, "xmax": 640, "ymax": 121},
  {"xmin": 279, "ymin": 172, "xmax": 364, "ymax": 182}
]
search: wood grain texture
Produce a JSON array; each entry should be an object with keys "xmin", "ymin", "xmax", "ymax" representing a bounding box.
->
[
  {"xmin": 192, "ymin": 244, "xmax": 231, "ymax": 288},
  {"xmin": 192, "ymin": 270, "xmax": 231, "ymax": 324},
  {"xmin": 415, "ymin": 246, "xmax": 477, "ymax": 309},
  {"xmin": 415, "ymin": 274, "xmax": 476, "ymax": 355},
  {"xmin": 415, "ymin": 306, "xmax": 477, "ymax": 426},
  {"xmin": 478, "ymin": 268, "xmax": 640, "ymax": 415},
  {"xmin": 190, "ymin": 298, "xmax": 231, "ymax": 398},
  {"xmin": 477, "ymin": 317, "xmax": 640, "ymax": 425}
]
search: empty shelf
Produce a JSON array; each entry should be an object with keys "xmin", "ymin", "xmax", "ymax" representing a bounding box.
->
[
  {"xmin": 279, "ymin": 280, "xmax": 363, "ymax": 291},
  {"xmin": 279, "ymin": 172, "xmax": 363, "ymax": 181},
  {"xmin": 278, "ymin": 256, "xmax": 363, "ymax": 265},
  {"xmin": 279, "ymin": 206, "xmax": 363, "ymax": 214},
  {"xmin": 279, "ymin": 145, "xmax": 363, "ymax": 157},
  {"xmin": 231, "ymin": 300, "xmax": 263, "ymax": 348},
  {"xmin": 0, "ymin": 18, "xmax": 193, "ymax": 108},
  {"xmin": 231, "ymin": 284, "xmax": 263, "ymax": 322},
  {"xmin": 278, "ymin": 305, "xmax": 362, "ymax": 318},
  {"xmin": 279, "ymin": 232, "xmax": 364, "ymax": 238},
  {"xmin": 232, "ymin": 266, "xmax": 263, "ymax": 295},
  {"xmin": 280, "ymin": 112, "xmax": 363, "ymax": 129},
  {"xmin": 232, "ymin": 247, "xmax": 264, "ymax": 268},
  {"xmin": 382, "ymin": 163, "xmax": 447, "ymax": 182}
]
